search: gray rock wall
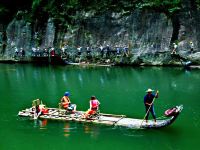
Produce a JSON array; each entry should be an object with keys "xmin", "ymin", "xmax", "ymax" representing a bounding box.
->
[
  {"xmin": 175, "ymin": 0, "xmax": 200, "ymax": 64},
  {"xmin": 5, "ymin": 19, "xmax": 32, "ymax": 57},
  {"xmin": 75, "ymin": 10, "xmax": 173, "ymax": 53},
  {"xmin": 1, "ymin": 5, "xmax": 200, "ymax": 65}
]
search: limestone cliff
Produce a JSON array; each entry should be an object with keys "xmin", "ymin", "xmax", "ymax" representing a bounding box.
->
[{"xmin": 0, "ymin": 0, "xmax": 200, "ymax": 65}]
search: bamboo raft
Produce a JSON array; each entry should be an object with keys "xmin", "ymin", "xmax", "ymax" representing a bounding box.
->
[{"xmin": 18, "ymin": 105, "xmax": 183, "ymax": 129}]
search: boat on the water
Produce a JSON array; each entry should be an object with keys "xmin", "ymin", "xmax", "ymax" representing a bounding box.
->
[
  {"xmin": 18, "ymin": 105, "xmax": 183, "ymax": 129},
  {"xmin": 66, "ymin": 62, "xmax": 114, "ymax": 67},
  {"xmin": 187, "ymin": 65, "xmax": 200, "ymax": 70},
  {"xmin": 31, "ymin": 56, "xmax": 49, "ymax": 64},
  {"xmin": 50, "ymin": 55, "xmax": 68, "ymax": 65},
  {"xmin": 30, "ymin": 55, "xmax": 68, "ymax": 65}
]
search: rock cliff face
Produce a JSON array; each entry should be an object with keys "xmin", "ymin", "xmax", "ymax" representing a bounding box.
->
[
  {"xmin": 0, "ymin": 1, "xmax": 200, "ymax": 65},
  {"xmin": 5, "ymin": 19, "xmax": 32, "ymax": 57},
  {"xmin": 3, "ymin": 17, "xmax": 55, "ymax": 58}
]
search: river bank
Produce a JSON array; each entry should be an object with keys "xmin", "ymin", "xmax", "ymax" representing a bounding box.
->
[{"xmin": 1, "ymin": 52, "xmax": 200, "ymax": 69}]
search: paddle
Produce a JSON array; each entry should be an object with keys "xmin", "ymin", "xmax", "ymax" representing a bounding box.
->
[{"xmin": 140, "ymin": 90, "xmax": 159, "ymax": 127}]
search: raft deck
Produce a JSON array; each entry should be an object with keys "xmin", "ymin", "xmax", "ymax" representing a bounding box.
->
[{"xmin": 18, "ymin": 105, "xmax": 183, "ymax": 129}]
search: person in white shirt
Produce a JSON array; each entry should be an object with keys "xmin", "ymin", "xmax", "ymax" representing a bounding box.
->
[{"xmin": 171, "ymin": 43, "xmax": 177, "ymax": 54}]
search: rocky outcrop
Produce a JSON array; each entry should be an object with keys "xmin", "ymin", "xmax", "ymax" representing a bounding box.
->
[
  {"xmin": 4, "ymin": 17, "xmax": 55, "ymax": 58},
  {"xmin": 188, "ymin": 52, "xmax": 200, "ymax": 64},
  {"xmin": 177, "ymin": 0, "xmax": 200, "ymax": 53},
  {"xmin": 5, "ymin": 19, "xmax": 32, "ymax": 57}
]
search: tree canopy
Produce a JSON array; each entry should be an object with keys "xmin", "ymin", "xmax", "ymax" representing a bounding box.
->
[{"xmin": 1, "ymin": 0, "xmax": 199, "ymax": 25}]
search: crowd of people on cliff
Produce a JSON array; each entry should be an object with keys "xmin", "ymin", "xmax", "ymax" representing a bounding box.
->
[
  {"xmin": 13, "ymin": 44, "xmax": 130, "ymax": 59},
  {"xmin": 171, "ymin": 41, "xmax": 195, "ymax": 55},
  {"xmin": 76, "ymin": 44, "xmax": 129, "ymax": 57},
  {"xmin": 14, "ymin": 47, "xmax": 25, "ymax": 58},
  {"xmin": 13, "ymin": 41, "xmax": 195, "ymax": 60}
]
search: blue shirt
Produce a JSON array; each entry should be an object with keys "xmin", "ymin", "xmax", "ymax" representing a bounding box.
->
[{"xmin": 144, "ymin": 94, "xmax": 156, "ymax": 104}]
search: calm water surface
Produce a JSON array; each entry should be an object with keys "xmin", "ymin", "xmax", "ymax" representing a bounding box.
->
[{"xmin": 0, "ymin": 64, "xmax": 200, "ymax": 150}]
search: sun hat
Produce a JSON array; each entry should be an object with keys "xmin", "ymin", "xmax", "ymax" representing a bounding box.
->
[{"xmin": 146, "ymin": 88, "xmax": 154, "ymax": 93}]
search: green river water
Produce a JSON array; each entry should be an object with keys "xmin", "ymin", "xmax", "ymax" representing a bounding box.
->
[{"xmin": 0, "ymin": 64, "xmax": 200, "ymax": 150}]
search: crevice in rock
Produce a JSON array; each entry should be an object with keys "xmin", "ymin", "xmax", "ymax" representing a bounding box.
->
[{"xmin": 170, "ymin": 14, "xmax": 180, "ymax": 43}]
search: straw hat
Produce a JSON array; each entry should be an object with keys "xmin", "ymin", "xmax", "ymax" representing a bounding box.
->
[{"xmin": 146, "ymin": 88, "xmax": 154, "ymax": 93}]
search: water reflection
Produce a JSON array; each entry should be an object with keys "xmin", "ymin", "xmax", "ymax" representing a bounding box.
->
[
  {"xmin": 62, "ymin": 71, "xmax": 67, "ymax": 82},
  {"xmin": 171, "ymin": 81, "xmax": 177, "ymax": 89},
  {"xmin": 40, "ymin": 119, "xmax": 48, "ymax": 129},
  {"xmin": 63, "ymin": 122, "xmax": 71, "ymax": 137},
  {"xmin": 15, "ymin": 65, "xmax": 27, "ymax": 83},
  {"xmin": 115, "ymin": 126, "xmax": 145, "ymax": 137},
  {"xmin": 78, "ymin": 73, "xmax": 83, "ymax": 84},
  {"xmin": 184, "ymin": 69, "xmax": 191, "ymax": 75},
  {"xmin": 100, "ymin": 76, "xmax": 104, "ymax": 85},
  {"xmin": 83, "ymin": 124, "xmax": 99, "ymax": 139},
  {"xmin": 33, "ymin": 119, "xmax": 48, "ymax": 129},
  {"xmin": 33, "ymin": 68, "xmax": 41, "ymax": 80}
]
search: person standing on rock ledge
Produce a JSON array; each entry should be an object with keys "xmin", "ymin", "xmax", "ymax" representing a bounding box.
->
[
  {"xmin": 189, "ymin": 41, "xmax": 194, "ymax": 53},
  {"xmin": 171, "ymin": 43, "xmax": 178, "ymax": 55},
  {"xmin": 14, "ymin": 47, "xmax": 19, "ymax": 57}
]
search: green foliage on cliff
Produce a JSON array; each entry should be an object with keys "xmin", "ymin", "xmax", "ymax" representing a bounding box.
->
[
  {"xmin": 136, "ymin": 0, "xmax": 181, "ymax": 15},
  {"xmin": 196, "ymin": 0, "xmax": 200, "ymax": 9},
  {"xmin": 0, "ymin": 5, "xmax": 8, "ymax": 14},
  {"xmin": 0, "ymin": 0, "xmax": 32, "ymax": 24},
  {"xmin": 32, "ymin": 0, "xmax": 42, "ymax": 12},
  {"xmin": 0, "ymin": 0, "xmax": 199, "ymax": 26},
  {"xmin": 28, "ymin": 0, "xmax": 182, "ymax": 26}
]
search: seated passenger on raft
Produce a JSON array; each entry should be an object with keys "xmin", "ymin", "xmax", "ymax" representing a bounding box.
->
[
  {"xmin": 60, "ymin": 91, "xmax": 77, "ymax": 112},
  {"xmin": 83, "ymin": 96, "xmax": 100, "ymax": 119},
  {"xmin": 32, "ymin": 99, "xmax": 49, "ymax": 118}
]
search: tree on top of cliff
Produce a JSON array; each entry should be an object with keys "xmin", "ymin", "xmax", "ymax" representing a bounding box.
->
[{"xmin": 0, "ymin": 0, "xmax": 32, "ymax": 24}]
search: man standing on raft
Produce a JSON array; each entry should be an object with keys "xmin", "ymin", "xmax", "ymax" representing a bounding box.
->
[{"xmin": 144, "ymin": 89, "xmax": 159, "ymax": 124}]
